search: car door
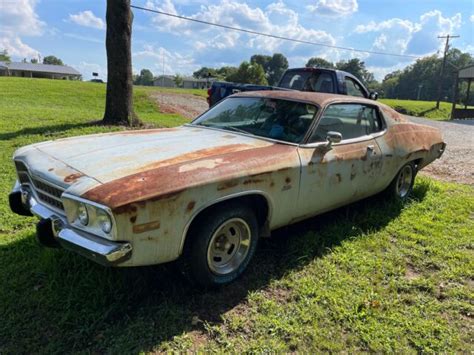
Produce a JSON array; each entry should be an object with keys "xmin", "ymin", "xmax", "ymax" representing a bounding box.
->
[{"xmin": 296, "ymin": 103, "xmax": 384, "ymax": 217}]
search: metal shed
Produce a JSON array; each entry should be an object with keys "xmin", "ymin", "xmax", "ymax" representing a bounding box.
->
[{"xmin": 451, "ymin": 64, "xmax": 474, "ymax": 119}]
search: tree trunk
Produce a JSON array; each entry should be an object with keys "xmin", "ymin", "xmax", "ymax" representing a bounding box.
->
[{"xmin": 103, "ymin": 0, "xmax": 134, "ymax": 125}]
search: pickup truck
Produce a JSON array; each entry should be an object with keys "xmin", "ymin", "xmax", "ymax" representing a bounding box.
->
[{"xmin": 207, "ymin": 67, "xmax": 378, "ymax": 107}]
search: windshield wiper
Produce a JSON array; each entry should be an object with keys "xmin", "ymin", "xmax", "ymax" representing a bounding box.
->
[{"xmin": 225, "ymin": 126, "xmax": 250, "ymax": 135}]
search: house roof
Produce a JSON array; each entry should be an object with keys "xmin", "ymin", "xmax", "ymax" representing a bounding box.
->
[{"xmin": 0, "ymin": 61, "xmax": 81, "ymax": 75}]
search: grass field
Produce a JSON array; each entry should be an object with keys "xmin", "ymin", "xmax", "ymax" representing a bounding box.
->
[
  {"xmin": 379, "ymin": 99, "xmax": 455, "ymax": 120},
  {"xmin": 0, "ymin": 77, "xmax": 473, "ymax": 352}
]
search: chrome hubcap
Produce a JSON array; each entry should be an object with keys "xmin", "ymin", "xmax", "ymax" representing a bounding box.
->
[
  {"xmin": 207, "ymin": 218, "xmax": 251, "ymax": 275},
  {"xmin": 396, "ymin": 165, "xmax": 413, "ymax": 198}
]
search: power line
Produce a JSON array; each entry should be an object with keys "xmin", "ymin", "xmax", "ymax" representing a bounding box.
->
[
  {"xmin": 435, "ymin": 34, "xmax": 460, "ymax": 108},
  {"xmin": 130, "ymin": 4, "xmax": 419, "ymax": 59}
]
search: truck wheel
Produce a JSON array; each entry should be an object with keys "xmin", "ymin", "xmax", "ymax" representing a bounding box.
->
[
  {"xmin": 387, "ymin": 162, "xmax": 416, "ymax": 201},
  {"xmin": 184, "ymin": 202, "xmax": 259, "ymax": 287}
]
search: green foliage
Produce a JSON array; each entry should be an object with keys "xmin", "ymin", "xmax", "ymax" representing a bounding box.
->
[
  {"xmin": 251, "ymin": 53, "xmax": 289, "ymax": 85},
  {"xmin": 0, "ymin": 49, "xmax": 11, "ymax": 62},
  {"xmin": 30, "ymin": 58, "xmax": 38, "ymax": 64},
  {"xmin": 173, "ymin": 74, "xmax": 183, "ymax": 88},
  {"xmin": 305, "ymin": 57, "xmax": 335, "ymax": 69},
  {"xmin": 225, "ymin": 61, "xmax": 268, "ymax": 85},
  {"xmin": 382, "ymin": 49, "xmax": 473, "ymax": 101},
  {"xmin": 380, "ymin": 99, "xmax": 452, "ymax": 120},
  {"xmin": 42, "ymin": 55, "xmax": 64, "ymax": 65},
  {"xmin": 336, "ymin": 58, "xmax": 374, "ymax": 84},
  {"xmin": 134, "ymin": 68, "xmax": 155, "ymax": 86}
]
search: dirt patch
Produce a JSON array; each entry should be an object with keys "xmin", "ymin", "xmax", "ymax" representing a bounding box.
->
[
  {"xmin": 405, "ymin": 264, "xmax": 420, "ymax": 280},
  {"xmin": 150, "ymin": 92, "xmax": 208, "ymax": 120}
]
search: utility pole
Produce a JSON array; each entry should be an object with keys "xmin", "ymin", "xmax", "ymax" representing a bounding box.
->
[{"xmin": 436, "ymin": 34, "xmax": 459, "ymax": 109}]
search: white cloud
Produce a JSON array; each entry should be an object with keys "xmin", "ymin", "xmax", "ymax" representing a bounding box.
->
[
  {"xmin": 144, "ymin": 0, "xmax": 335, "ymax": 55},
  {"xmin": 0, "ymin": 0, "xmax": 44, "ymax": 58},
  {"xmin": 69, "ymin": 10, "xmax": 104, "ymax": 30},
  {"xmin": 0, "ymin": 0, "xmax": 45, "ymax": 35},
  {"xmin": 307, "ymin": 0, "xmax": 358, "ymax": 17},
  {"xmin": 0, "ymin": 36, "xmax": 39, "ymax": 58},
  {"xmin": 353, "ymin": 10, "xmax": 462, "ymax": 67},
  {"xmin": 470, "ymin": 15, "xmax": 474, "ymax": 22}
]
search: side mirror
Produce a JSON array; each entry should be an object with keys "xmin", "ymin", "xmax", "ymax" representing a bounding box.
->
[
  {"xmin": 369, "ymin": 91, "xmax": 378, "ymax": 100},
  {"xmin": 326, "ymin": 131, "xmax": 342, "ymax": 148}
]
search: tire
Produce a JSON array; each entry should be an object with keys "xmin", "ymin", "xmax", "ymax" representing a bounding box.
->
[
  {"xmin": 386, "ymin": 162, "xmax": 416, "ymax": 201},
  {"xmin": 182, "ymin": 202, "xmax": 259, "ymax": 287}
]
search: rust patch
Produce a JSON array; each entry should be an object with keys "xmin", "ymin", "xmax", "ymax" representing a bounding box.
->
[
  {"xmin": 222, "ymin": 134, "xmax": 237, "ymax": 139},
  {"xmin": 217, "ymin": 180, "xmax": 239, "ymax": 190},
  {"xmin": 186, "ymin": 201, "xmax": 196, "ymax": 212},
  {"xmin": 133, "ymin": 220, "xmax": 161, "ymax": 234},
  {"xmin": 243, "ymin": 178, "xmax": 265, "ymax": 185},
  {"xmin": 64, "ymin": 173, "xmax": 84, "ymax": 183},
  {"xmin": 83, "ymin": 144, "xmax": 296, "ymax": 209}
]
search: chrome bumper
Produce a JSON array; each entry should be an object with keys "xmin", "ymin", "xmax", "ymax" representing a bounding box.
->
[{"xmin": 10, "ymin": 181, "xmax": 132, "ymax": 266}]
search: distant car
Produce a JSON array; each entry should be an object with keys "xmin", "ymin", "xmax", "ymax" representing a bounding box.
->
[
  {"xmin": 90, "ymin": 79, "xmax": 104, "ymax": 83},
  {"xmin": 9, "ymin": 91, "xmax": 445, "ymax": 286},
  {"xmin": 207, "ymin": 67, "xmax": 378, "ymax": 107}
]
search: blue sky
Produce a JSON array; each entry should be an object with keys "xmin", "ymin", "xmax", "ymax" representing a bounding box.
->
[{"xmin": 1, "ymin": 0, "xmax": 473, "ymax": 80}]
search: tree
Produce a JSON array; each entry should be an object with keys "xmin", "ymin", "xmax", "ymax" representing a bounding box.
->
[
  {"xmin": 268, "ymin": 53, "xmax": 289, "ymax": 85},
  {"xmin": 305, "ymin": 57, "xmax": 334, "ymax": 69},
  {"xmin": 251, "ymin": 53, "xmax": 288, "ymax": 85},
  {"xmin": 217, "ymin": 66, "xmax": 237, "ymax": 80},
  {"xmin": 0, "ymin": 49, "xmax": 11, "ymax": 62},
  {"xmin": 193, "ymin": 67, "xmax": 217, "ymax": 79},
  {"xmin": 335, "ymin": 58, "xmax": 373, "ymax": 83},
  {"xmin": 103, "ymin": 0, "xmax": 134, "ymax": 126},
  {"xmin": 43, "ymin": 55, "xmax": 64, "ymax": 65},
  {"xmin": 174, "ymin": 74, "xmax": 183, "ymax": 87},
  {"xmin": 133, "ymin": 68, "xmax": 154, "ymax": 86},
  {"xmin": 225, "ymin": 61, "xmax": 268, "ymax": 85},
  {"xmin": 30, "ymin": 58, "xmax": 38, "ymax": 64}
]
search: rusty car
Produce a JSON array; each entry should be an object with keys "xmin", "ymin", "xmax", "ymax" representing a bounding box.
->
[{"xmin": 9, "ymin": 91, "xmax": 445, "ymax": 286}]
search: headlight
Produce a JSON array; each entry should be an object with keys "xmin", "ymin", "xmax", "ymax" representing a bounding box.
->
[
  {"xmin": 62, "ymin": 196, "xmax": 115, "ymax": 239},
  {"xmin": 97, "ymin": 209, "xmax": 112, "ymax": 234},
  {"xmin": 77, "ymin": 203, "xmax": 89, "ymax": 225}
]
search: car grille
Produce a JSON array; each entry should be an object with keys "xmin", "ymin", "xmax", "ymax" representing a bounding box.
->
[{"xmin": 15, "ymin": 160, "xmax": 65, "ymax": 212}]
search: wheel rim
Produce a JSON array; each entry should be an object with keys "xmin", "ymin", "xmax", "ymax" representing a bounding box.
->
[
  {"xmin": 207, "ymin": 218, "xmax": 251, "ymax": 275},
  {"xmin": 396, "ymin": 165, "xmax": 413, "ymax": 198}
]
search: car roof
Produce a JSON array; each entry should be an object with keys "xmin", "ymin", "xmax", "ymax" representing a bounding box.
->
[{"xmin": 231, "ymin": 90, "xmax": 378, "ymax": 107}]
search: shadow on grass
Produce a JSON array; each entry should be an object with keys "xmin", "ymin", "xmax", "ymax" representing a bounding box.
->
[
  {"xmin": 0, "ymin": 182, "xmax": 429, "ymax": 353},
  {"xmin": 0, "ymin": 122, "xmax": 99, "ymax": 141}
]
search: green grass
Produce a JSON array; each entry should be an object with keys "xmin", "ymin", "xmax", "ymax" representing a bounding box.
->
[
  {"xmin": 380, "ymin": 99, "xmax": 453, "ymax": 120},
  {"xmin": 0, "ymin": 77, "xmax": 473, "ymax": 353}
]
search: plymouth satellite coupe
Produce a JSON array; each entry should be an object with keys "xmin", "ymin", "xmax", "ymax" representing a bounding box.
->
[{"xmin": 9, "ymin": 91, "xmax": 445, "ymax": 286}]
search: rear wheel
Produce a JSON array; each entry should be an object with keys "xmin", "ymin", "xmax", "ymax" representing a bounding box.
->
[
  {"xmin": 183, "ymin": 202, "xmax": 259, "ymax": 287},
  {"xmin": 387, "ymin": 162, "xmax": 416, "ymax": 200}
]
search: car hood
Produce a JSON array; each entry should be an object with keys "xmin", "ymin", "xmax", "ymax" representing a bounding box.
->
[{"xmin": 32, "ymin": 126, "xmax": 272, "ymax": 184}]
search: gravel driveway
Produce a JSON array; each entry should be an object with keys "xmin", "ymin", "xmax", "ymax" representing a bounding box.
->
[
  {"xmin": 150, "ymin": 92, "xmax": 473, "ymax": 185},
  {"xmin": 407, "ymin": 116, "xmax": 474, "ymax": 185},
  {"xmin": 151, "ymin": 92, "xmax": 209, "ymax": 120}
]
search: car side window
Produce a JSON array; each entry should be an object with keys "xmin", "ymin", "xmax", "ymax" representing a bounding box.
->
[
  {"xmin": 345, "ymin": 77, "xmax": 366, "ymax": 97},
  {"xmin": 309, "ymin": 104, "xmax": 382, "ymax": 142}
]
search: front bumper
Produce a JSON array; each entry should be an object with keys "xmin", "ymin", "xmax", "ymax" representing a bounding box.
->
[{"xmin": 9, "ymin": 182, "xmax": 132, "ymax": 266}]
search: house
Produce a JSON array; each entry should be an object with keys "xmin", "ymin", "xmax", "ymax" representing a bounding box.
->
[
  {"xmin": 154, "ymin": 75, "xmax": 216, "ymax": 89},
  {"xmin": 0, "ymin": 61, "xmax": 81, "ymax": 80},
  {"xmin": 153, "ymin": 75, "xmax": 176, "ymax": 88}
]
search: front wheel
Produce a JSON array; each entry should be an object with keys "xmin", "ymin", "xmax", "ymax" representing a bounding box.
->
[
  {"xmin": 386, "ymin": 162, "xmax": 416, "ymax": 200},
  {"xmin": 183, "ymin": 202, "xmax": 259, "ymax": 287}
]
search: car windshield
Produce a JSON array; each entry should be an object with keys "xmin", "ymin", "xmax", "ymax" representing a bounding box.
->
[{"xmin": 192, "ymin": 97, "xmax": 318, "ymax": 144}]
